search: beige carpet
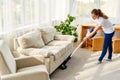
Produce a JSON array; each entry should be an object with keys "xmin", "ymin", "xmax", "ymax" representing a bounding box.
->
[{"xmin": 50, "ymin": 48, "xmax": 120, "ymax": 80}]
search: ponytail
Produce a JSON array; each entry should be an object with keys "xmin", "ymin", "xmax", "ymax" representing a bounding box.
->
[{"xmin": 91, "ymin": 9, "xmax": 108, "ymax": 19}]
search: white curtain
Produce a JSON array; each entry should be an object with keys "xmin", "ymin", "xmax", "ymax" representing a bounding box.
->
[
  {"xmin": 41, "ymin": 0, "xmax": 70, "ymax": 25},
  {"xmin": 69, "ymin": 0, "xmax": 76, "ymax": 16},
  {"xmin": 53, "ymin": 0, "xmax": 69, "ymax": 20},
  {"xmin": 0, "ymin": 0, "xmax": 41, "ymax": 33},
  {"xmin": 38, "ymin": 0, "xmax": 70, "ymax": 26},
  {"xmin": 2, "ymin": 0, "xmax": 14, "ymax": 32},
  {"xmin": 101, "ymin": 0, "xmax": 120, "ymax": 24},
  {"xmin": 1, "ymin": 0, "xmax": 120, "ymax": 33},
  {"xmin": 0, "ymin": 0, "xmax": 3, "ymax": 32},
  {"xmin": 0, "ymin": 0, "xmax": 70, "ymax": 33}
]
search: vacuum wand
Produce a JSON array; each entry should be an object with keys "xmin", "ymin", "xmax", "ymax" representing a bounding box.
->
[
  {"xmin": 59, "ymin": 40, "xmax": 85, "ymax": 70},
  {"xmin": 70, "ymin": 27, "xmax": 96, "ymax": 57},
  {"xmin": 70, "ymin": 40, "xmax": 85, "ymax": 57}
]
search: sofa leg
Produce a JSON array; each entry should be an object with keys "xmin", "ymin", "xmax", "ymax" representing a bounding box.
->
[{"xmin": 59, "ymin": 56, "xmax": 72, "ymax": 70}]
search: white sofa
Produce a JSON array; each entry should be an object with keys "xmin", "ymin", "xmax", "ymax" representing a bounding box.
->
[
  {"xmin": 1, "ymin": 26, "xmax": 75, "ymax": 74},
  {"xmin": 0, "ymin": 40, "xmax": 49, "ymax": 80}
]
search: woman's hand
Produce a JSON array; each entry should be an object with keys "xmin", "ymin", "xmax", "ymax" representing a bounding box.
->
[
  {"xmin": 83, "ymin": 26, "xmax": 100, "ymax": 42},
  {"xmin": 83, "ymin": 36, "xmax": 89, "ymax": 41}
]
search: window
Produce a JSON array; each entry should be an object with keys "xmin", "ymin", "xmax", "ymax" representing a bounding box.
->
[
  {"xmin": 24, "ymin": 0, "xmax": 35, "ymax": 24},
  {"xmin": 53, "ymin": 0, "xmax": 69, "ymax": 20},
  {"xmin": 13, "ymin": 0, "xmax": 23, "ymax": 25},
  {"xmin": 75, "ymin": 0, "xmax": 98, "ymax": 17},
  {"xmin": 100, "ymin": 0, "xmax": 119, "ymax": 18},
  {"xmin": 0, "ymin": 0, "xmax": 3, "ymax": 31},
  {"xmin": 0, "ymin": 0, "xmax": 70, "ymax": 32},
  {"xmin": 13, "ymin": 0, "xmax": 35, "ymax": 26},
  {"xmin": 0, "ymin": 0, "xmax": 40, "ymax": 32}
]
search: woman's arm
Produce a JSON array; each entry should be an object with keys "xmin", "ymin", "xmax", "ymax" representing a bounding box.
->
[
  {"xmin": 83, "ymin": 26, "xmax": 101, "ymax": 41},
  {"xmin": 88, "ymin": 26, "xmax": 101, "ymax": 38}
]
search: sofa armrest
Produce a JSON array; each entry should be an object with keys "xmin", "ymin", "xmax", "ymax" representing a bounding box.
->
[
  {"xmin": 1, "ymin": 67, "xmax": 49, "ymax": 80},
  {"xmin": 15, "ymin": 55, "xmax": 45, "ymax": 69},
  {"xmin": 54, "ymin": 34, "xmax": 75, "ymax": 42}
]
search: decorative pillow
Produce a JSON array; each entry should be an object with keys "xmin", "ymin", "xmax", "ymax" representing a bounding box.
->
[
  {"xmin": 38, "ymin": 27, "xmax": 56, "ymax": 44},
  {"xmin": 17, "ymin": 30, "xmax": 45, "ymax": 49}
]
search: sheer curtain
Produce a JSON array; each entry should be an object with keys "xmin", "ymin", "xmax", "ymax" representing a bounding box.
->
[
  {"xmin": 39, "ymin": 0, "xmax": 51, "ymax": 25},
  {"xmin": 0, "ymin": 0, "xmax": 41, "ymax": 33},
  {"xmin": 1, "ymin": 0, "xmax": 120, "ymax": 33},
  {"xmin": 0, "ymin": 0, "xmax": 3, "ymax": 32},
  {"xmin": 52, "ymin": 0, "xmax": 69, "ymax": 20},
  {"xmin": 2, "ymin": 0, "xmax": 14, "ymax": 32},
  {"xmin": 0, "ymin": 0, "xmax": 70, "ymax": 33},
  {"xmin": 50, "ymin": 0, "xmax": 70, "ymax": 26},
  {"xmin": 101, "ymin": 0, "xmax": 120, "ymax": 24}
]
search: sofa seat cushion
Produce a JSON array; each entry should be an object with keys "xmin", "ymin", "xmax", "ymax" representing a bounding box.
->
[
  {"xmin": 41, "ymin": 46, "xmax": 66, "ymax": 60},
  {"xmin": 47, "ymin": 40, "xmax": 73, "ymax": 51},
  {"xmin": 17, "ymin": 46, "xmax": 66, "ymax": 60},
  {"xmin": 17, "ymin": 47, "xmax": 51, "ymax": 58},
  {"xmin": 17, "ymin": 65, "xmax": 47, "ymax": 73},
  {"xmin": 17, "ymin": 30, "xmax": 45, "ymax": 49}
]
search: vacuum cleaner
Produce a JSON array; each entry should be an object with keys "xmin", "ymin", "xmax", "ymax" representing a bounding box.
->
[{"xmin": 59, "ymin": 27, "xmax": 97, "ymax": 69}]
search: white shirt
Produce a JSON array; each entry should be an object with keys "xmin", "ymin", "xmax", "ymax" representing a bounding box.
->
[{"xmin": 95, "ymin": 17, "xmax": 114, "ymax": 33}]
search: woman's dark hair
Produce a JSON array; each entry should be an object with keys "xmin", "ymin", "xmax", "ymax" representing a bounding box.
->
[{"xmin": 91, "ymin": 9, "xmax": 108, "ymax": 19}]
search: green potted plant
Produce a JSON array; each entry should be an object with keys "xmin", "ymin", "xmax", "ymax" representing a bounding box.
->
[{"xmin": 54, "ymin": 14, "xmax": 78, "ymax": 42}]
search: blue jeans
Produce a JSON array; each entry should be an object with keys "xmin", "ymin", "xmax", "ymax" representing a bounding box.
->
[{"xmin": 98, "ymin": 31, "xmax": 115, "ymax": 61}]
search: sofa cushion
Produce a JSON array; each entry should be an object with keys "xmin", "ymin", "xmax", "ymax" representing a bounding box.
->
[
  {"xmin": 17, "ymin": 47, "xmax": 51, "ymax": 58},
  {"xmin": 38, "ymin": 27, "xmax": 56, "ymax": 44},
  {"xmin": 47, "ymin": 40, "xmax": 73, "ymax": 51},
  {"xmin": 42, "ymin": 46, "xmax": 66, "ymax": 60},
  {"xmin": 17, "ymin": 65, "xmax": 47, "ymax": 73},
  {"xmin": 0, "ymin": 40, "xmax": 16, "ymax": 73},
  {"xmin": 17, "ymin": 46, "xmax": 66, "ymax": 61},
  {"xmin": 17, "ymin": 30, "xmax": 45, "ymax": 49}
]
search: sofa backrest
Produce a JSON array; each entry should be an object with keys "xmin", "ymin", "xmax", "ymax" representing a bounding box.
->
[
  {"xmin": 0, "ymin": 26, "xmax": 57, "ymax": 57},
  {"xmin": 14, "ymin": 26, "xmax": 56, "ymax": 49},
  {"xmin": 0, "ymin": 40, "xmax": 16, "ymax": 74},
  {"xmin": 0, "ymin": 26, "xmax": 37, "ymax": 56}
]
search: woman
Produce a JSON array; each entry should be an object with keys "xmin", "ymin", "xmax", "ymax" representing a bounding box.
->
[{"xmin": 84, "ymin": 9, "xmax": 115, "ymax": 64}]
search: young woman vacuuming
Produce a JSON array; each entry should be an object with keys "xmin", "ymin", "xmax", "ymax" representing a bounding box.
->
[{"xmin": 84, "ymin": 9, "xmax": 115, "ymax": 64}]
